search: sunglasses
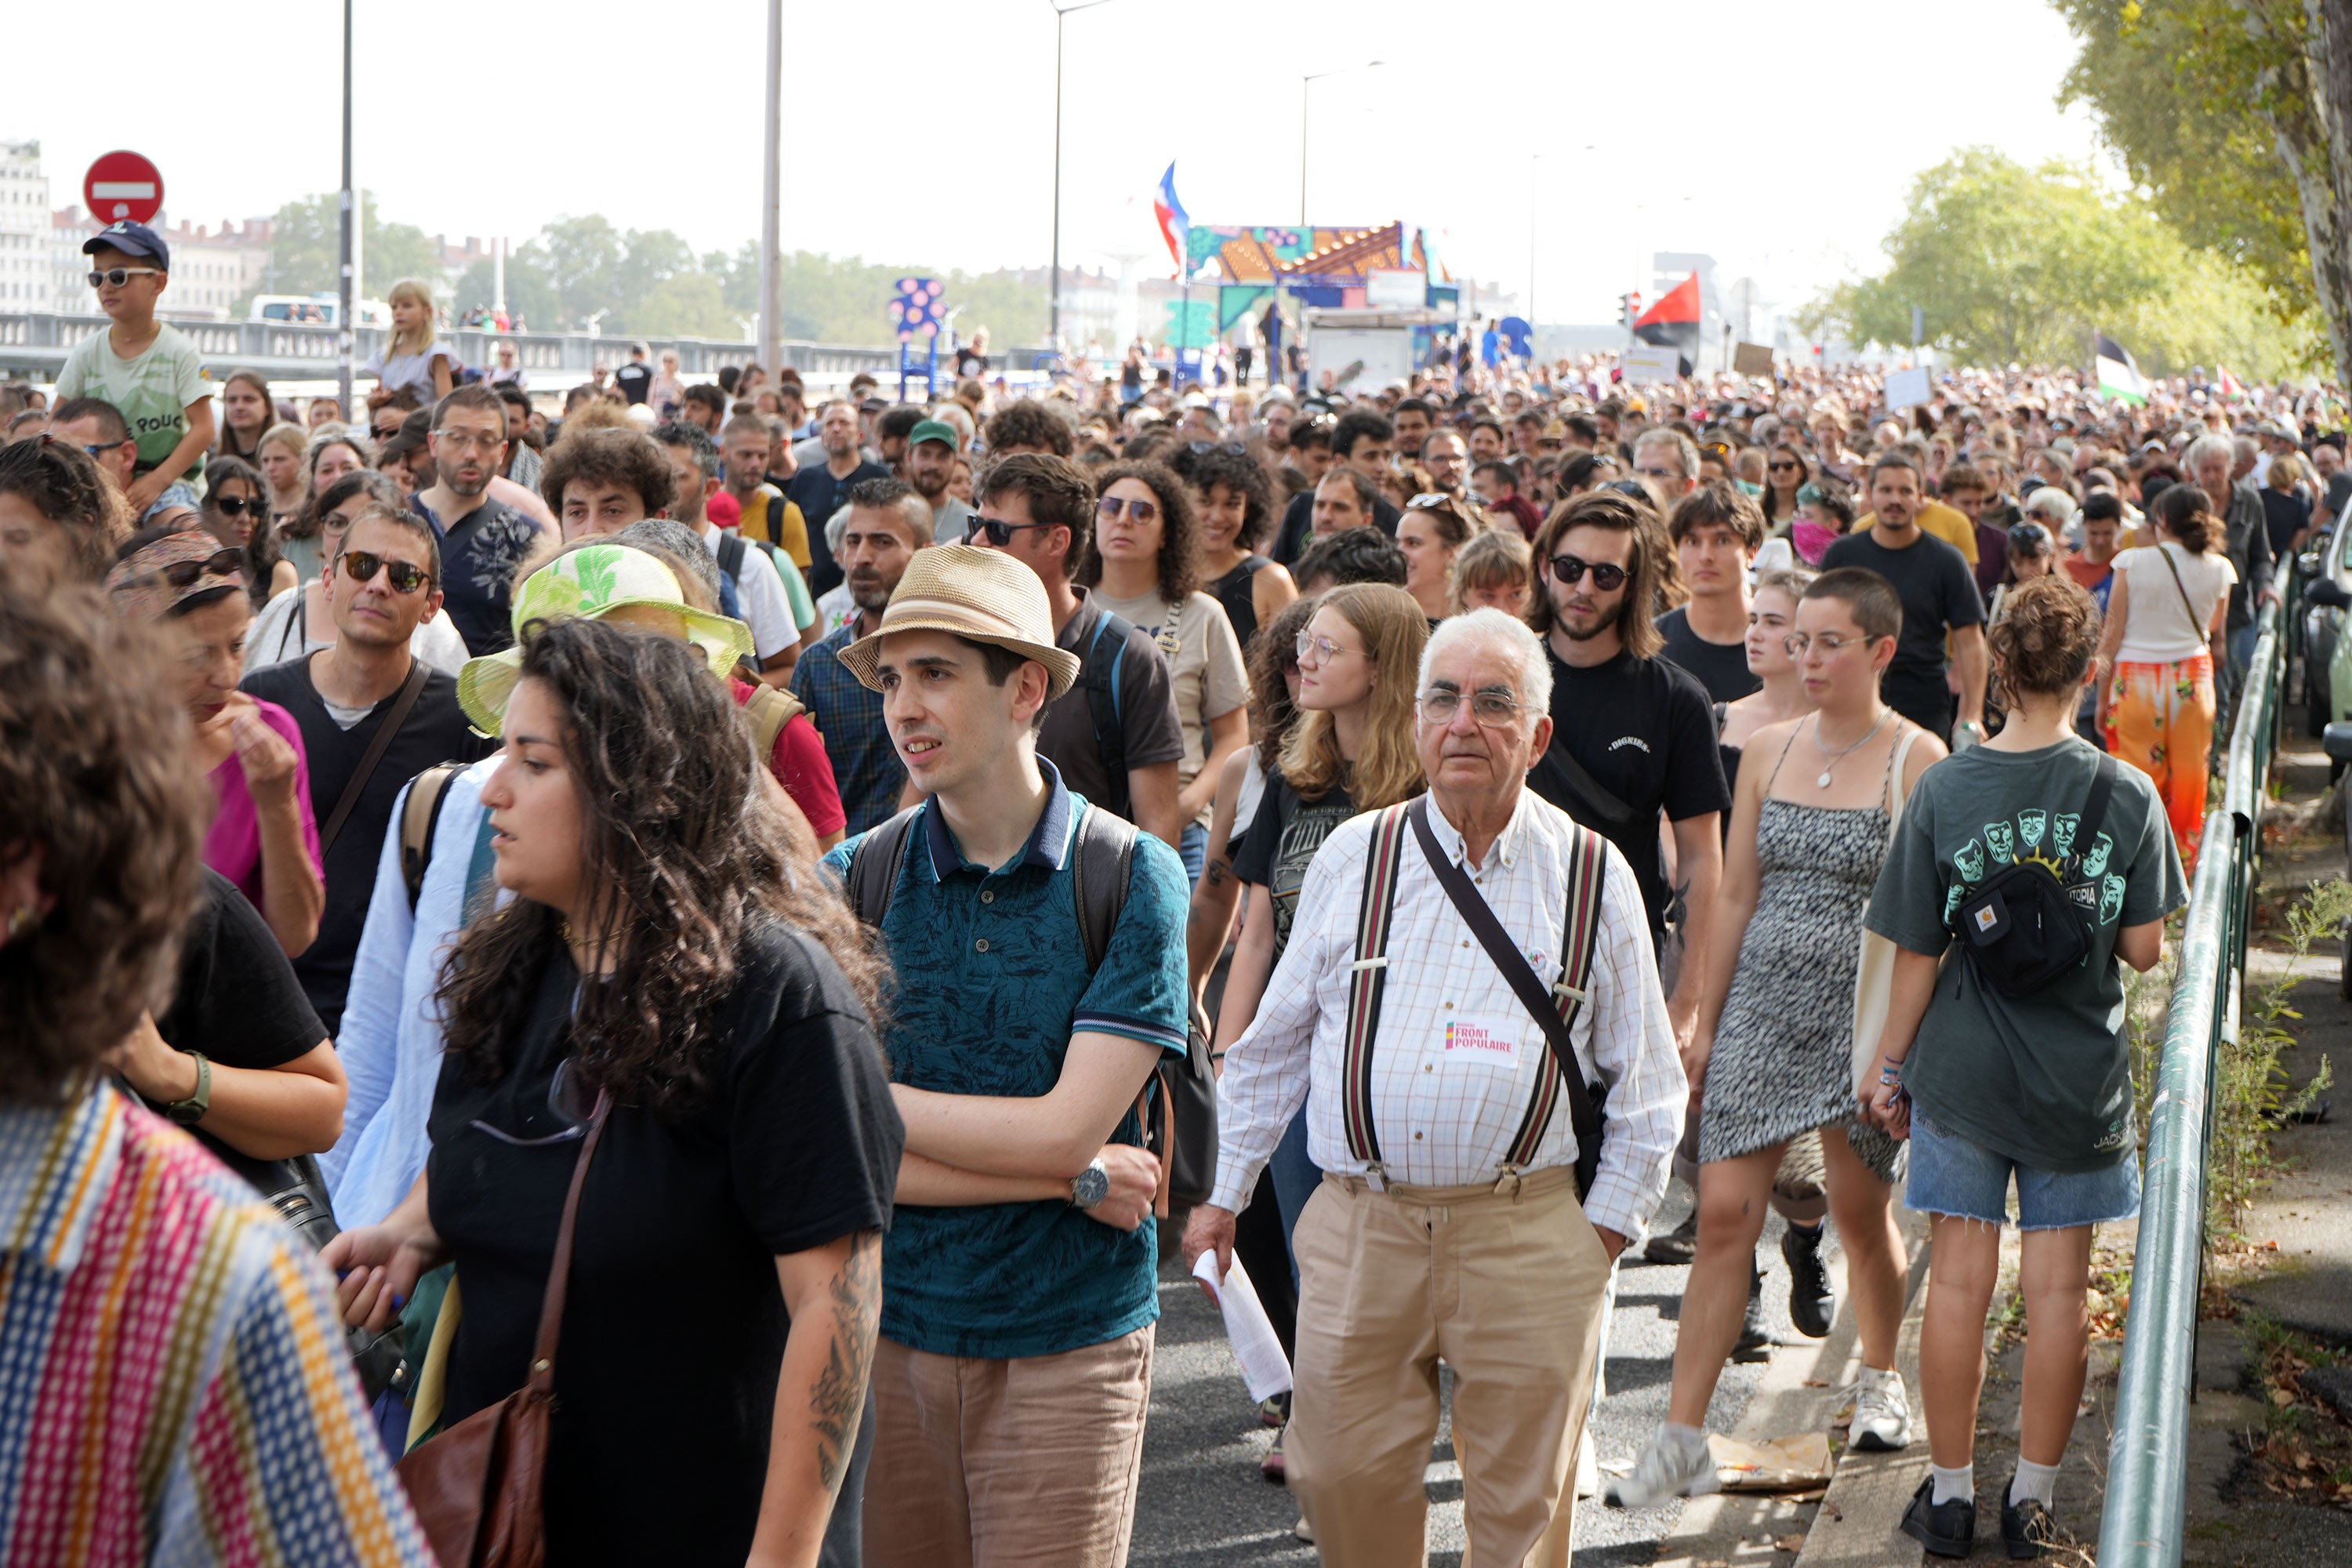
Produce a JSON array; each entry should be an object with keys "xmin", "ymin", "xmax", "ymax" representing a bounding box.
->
[
  {"xmin": 1767, "ymin": 459, "xmax": 1801, "ymax": 472},
  {"xmin": 1098, "ymin": 495, "xmax": 1159, "ymax": 524},
  {"xmin": 210, "ymin": 494, "xmax": 260, "ymax": 517},
  {"xmin": 1548, "ymin": 554, "xmax": 1628, "ymax": 591},
  {"xmin": 138, "ymin": 546, "xmax": 245, "ymax": 590},
  {"xmin": 340, "ymin": 550, "xmax": 434, "ymax": 594},
  {"xmin": 86, "ymin": 267, "xmax": 164, "ymax": 288},
  {"xmin": 966, "ymin": 517, "xmax": 1058, "ymax": 546}
]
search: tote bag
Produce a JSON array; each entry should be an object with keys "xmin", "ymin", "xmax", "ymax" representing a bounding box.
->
[{"xmin": 1849, "ymin": 728, "xmax": 1925, "ymax": 1096}]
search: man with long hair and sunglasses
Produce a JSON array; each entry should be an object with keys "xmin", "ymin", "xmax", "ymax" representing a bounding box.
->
[{"xmin": 242, "ymin": 505, "xmax": 488, "ymax": 1035}]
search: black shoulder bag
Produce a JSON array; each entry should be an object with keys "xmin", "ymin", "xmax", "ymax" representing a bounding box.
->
[{"xmin": 1951, "ymin": 753, "xmax": 2118, "ymax": 999}]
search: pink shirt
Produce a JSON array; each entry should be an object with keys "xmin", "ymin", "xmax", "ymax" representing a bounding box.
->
[{"xmin": 201, "ymin": 697, "xmax": 323, "ymax": 909}]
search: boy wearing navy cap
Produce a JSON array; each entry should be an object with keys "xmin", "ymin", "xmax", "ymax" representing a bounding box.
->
[{"xmin": 53, "ymin": 221, "xmax": 214, "ymax": 517}]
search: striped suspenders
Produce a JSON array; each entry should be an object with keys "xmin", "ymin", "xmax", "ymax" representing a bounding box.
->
[{"xmin": 1339, "ymin": 798, "xmax": 1610, "ymax": 1189}]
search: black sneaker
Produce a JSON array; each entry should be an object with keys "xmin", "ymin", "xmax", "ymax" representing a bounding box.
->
[
  {"xmin": 1900, "ymin": 1476, "xmax": 1976, "ymax": 1559},
  {"xmin": 1645, "ymin": 1210, "xmax": 1697, "ymax": 1265},
  {"xmin": 1731, "ymin": 1262, "xmax": 1771, "ymax": 1363},
  {"xmin": 2000, "ymin": 1485, "xmax": 2060, "ymax": 1559},
  {"xmin": 1782, "ymin": 1222, "xmax": 1835, "ymax": 1339}
]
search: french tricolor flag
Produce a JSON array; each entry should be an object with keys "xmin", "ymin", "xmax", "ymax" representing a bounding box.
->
[{"xmin": 1154, "ymin": 162, "xmax": 1190, "ymax": 274}]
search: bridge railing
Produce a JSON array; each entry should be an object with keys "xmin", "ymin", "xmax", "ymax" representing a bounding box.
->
[{"xmin": 2099, "ymin": 555, "xmax": 2295, "ymax": 1565}]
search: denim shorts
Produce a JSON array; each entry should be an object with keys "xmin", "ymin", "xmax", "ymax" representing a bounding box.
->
[{"xmin": 1904, "ymin": 1111, "xmax": 2141, "ymax": 1231}]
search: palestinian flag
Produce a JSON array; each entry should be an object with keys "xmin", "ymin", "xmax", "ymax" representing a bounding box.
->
[
  {"xmin": 1633, "ymin": 274, "xmax": 1701, "ymax": 367},
  {"xmin": 2096, "ymin": 333, "xmax": 2150, "ymax": 405}
]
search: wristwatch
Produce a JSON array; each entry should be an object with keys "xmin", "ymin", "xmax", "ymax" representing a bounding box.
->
[
  {"xmin": 164, "ymin": 1051, "xmax": 212, "ymax": 1127},
  {"xmin": 1069, "ymin": 1157, "xmax": 1110, "ymax": 1210}
]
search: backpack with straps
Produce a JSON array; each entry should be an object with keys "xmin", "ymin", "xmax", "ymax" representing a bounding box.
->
[
  {"xmin": 1342, "ymin": 797, "xmax": 1611, "ymax": 1199},
  {"xmin": 715, "ymin": 530, "xmax": 791, "ymax": 680},
  {"xmin": 842, "ymin": 803, "xmax": 1218, "ymax": 1212},
  {"xmin": 1075, "ymin": 609, "xmax": 1134, "ymax": 818}
]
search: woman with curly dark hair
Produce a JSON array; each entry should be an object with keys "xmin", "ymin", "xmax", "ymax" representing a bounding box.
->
[
  {"xmin": 325, "ymin": 615, "xmax": 902, "ymax": 1568},
  {"xmin": 1077, "ymin": 458, "xmax": 1250, "ymax": 882},
  {"xmin": 0, "ymin": 583, "xmax": 430, "ymax": 1560},
  {"xmin": 0, "ymin": 433, "xmax": 118, "ymax": 584},
  {"xmin": 1185, "ymin": 443, "xmax": 1296, "ymax": 648}
]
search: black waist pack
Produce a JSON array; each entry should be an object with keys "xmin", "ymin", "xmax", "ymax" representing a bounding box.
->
[{"xmin": 1951, "ymin": 753, "xmax": 2117, "ymax": 999}]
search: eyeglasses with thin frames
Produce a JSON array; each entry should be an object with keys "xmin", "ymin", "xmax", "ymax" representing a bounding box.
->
[
  {"xmin": 1295, "ymin": 630, "xmax": 1368, "ymax": 666},
  {"xmin": 1783, "ymin": 631, "xmax": 1879, "ymax": 657},
  {"xmin": 1416, "ymin": 688, "xmax": 1531, "ymax": 727}
]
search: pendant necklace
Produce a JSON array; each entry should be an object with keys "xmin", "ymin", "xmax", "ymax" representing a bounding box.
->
[{"xmin": 1811, "ymin": 709, "xmax": 1888, "ymax": 789}]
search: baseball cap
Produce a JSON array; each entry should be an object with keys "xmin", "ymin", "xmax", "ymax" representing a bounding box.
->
[
  {"xmin": 84, "ymin": 221, "xmax": 169, "ymax": 271},
  {"xmin": 379, "ymin": 408, "xmax": 434, "ymax": 463},
  {"xmin": 909, "ymin": 418, "xmax": 961, "ymax": 451}
]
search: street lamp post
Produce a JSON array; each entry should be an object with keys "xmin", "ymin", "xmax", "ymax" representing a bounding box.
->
[
  {"xmin": 758, "ymin": 0, "xmax": 782, "ymax": 379},
  {"xmin": 337, "ymin": 0, "xmax": 354, "ymax": 413},
  {"xmin": 1300, "ymin": 61, "xmax": 1383, "ymax": 227},
  {"xmin": 1050, "ymin": 0, "xmax": 1121, "ymax": 362}
]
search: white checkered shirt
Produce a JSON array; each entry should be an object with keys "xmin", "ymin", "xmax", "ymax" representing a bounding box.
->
[{"xmin": 1210, "ymin": 787, "xmax": 1685, "ymax": 1243}]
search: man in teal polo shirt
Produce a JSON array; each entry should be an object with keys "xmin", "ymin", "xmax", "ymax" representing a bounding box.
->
[{"xmin": 823, "ymin": 544, "xmax": 1188, "ymax": 1568}]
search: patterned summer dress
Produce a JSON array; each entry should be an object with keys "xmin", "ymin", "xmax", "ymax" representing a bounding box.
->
[{"xmin": 1699, "ymin": 733, "xmax": 1905, "ymax": 1179}]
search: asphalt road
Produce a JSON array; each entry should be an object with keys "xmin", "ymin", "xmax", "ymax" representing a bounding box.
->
[{"xmin": 1129, "ymin": 1185, "xmax": 1808, "ymax": 1565}]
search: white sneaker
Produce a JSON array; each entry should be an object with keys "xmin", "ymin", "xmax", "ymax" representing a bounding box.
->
[
  {"xmin": 1575, "ymin": 1430, "xmax": 1599, "ymax": 1500},
  {"xmin": 1847, "ymin": 1367, "xmax": 1913, "ymax": 1452},
  {"xmin": 1606, "ymin": 1426, "xmax": 1719, "ymax": 1508}
]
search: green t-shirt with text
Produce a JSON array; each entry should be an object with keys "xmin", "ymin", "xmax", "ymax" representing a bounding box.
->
[
  {"xmin": 55, "ymin": 322, "xmax": 209, "ymax": 474},
  {"xmin": 1864, "ymin": 738, "xmax": 2187, "ymax": 1172}
]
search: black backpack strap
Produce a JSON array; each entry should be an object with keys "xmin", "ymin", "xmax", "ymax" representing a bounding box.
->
[
  {"xmin": 2074, "ymin": 752, "xmax": 2119, "ymax": 869},
  {"xmin": 716, "ymin": 530, "xmax": 746, "ymax": 582},
  {"xmin": 844, "ymin": 807, "xmax": 923, "ymax": 928},
  {"xmin": 1069, "ymin": 805, "xmax": 1137, "ymax": 971},
  {"xmin": 1080, "ymin": 612, "xmax": 1133, "ymax": 815}
]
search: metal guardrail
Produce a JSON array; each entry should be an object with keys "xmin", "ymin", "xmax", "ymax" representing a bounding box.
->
[
  {"xmin": 2100, "ymin": 556, "xmax": 2296, "ymax": 1564},
  {"xmin": 0, "ymin": 310, "xmax": 986, "ymax": 390}
]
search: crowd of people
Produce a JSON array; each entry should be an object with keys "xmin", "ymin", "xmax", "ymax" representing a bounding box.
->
[{"xmin": 0, "ymin": 209, "xmax": 2328, "ymax": 1567}]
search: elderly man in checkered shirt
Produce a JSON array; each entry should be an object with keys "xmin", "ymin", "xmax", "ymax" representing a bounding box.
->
[{"xmin": 1185, "ymin": 608, "xmax": 1685, "ymax": 1568}]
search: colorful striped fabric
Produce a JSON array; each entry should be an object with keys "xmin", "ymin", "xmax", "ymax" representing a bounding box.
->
[{"xmin": 0, "ymin": 1083, "xmax": 431, "ymax": 1566}]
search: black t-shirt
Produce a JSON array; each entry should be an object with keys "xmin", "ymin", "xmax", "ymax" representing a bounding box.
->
[
  {"xmin": 786, "ymin": 459, "xmax": 891, "ymax": 595},
  {"xmin": 612, "ymin": 361, "xmax": 654, "ymax": 405},
  {"xmin": 241, "ymin": 655, "xmax": 492, "ymax": 1036},
  {"xmin": 1656, "ymin": 605, "xmax": 1759, "ymax": 704},
  {"xmin": 1038, "ymin": 591, "xmax": 1185, "ymax": 821},
  {"xmin": 156, "ymin": 869, "xmax": 327, "ymax": 1181},
  {"xmin": 1530, "ymin": 645, "xmax": 1730, "ymax": 934},
  {"xmin": 1232, "ymin": 776, "xmax": 1358, "ymax": 959},
  {"xmin": 1820, "ymin": 527, "xmax": 1984, "ymax": 706},
  {"xmin": 1271, "ymin": 485, "xmax": 1403, "ymax": 567},
  {"xmin": 429, "ymin": 923, "xmax": 902, "ymax": 1566},
  {"xmin": 2324, "ymin": 469, "xmax": 2352, "ymax": 523}
]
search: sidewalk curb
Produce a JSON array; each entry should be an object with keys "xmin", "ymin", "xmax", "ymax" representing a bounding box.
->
[
  {"xmin": 1651, "ymin": 1209, "xmax": 1931, "ymax": 1568},
  {"xmin": 1791, "ymin": 1219, "xmax": 1931, "ymax": 1568}
]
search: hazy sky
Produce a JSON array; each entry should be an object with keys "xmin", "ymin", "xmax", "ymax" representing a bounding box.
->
[{"xmin": 16, "ymin": 0, "xmax": 2115, "ymax": 327}]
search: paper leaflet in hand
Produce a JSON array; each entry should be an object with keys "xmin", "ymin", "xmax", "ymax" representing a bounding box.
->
[{"xmin": 1191, "ymin": 1251, "xmax": 1293, "ymax": 1402}]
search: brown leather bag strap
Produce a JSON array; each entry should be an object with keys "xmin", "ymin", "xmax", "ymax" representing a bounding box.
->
[{"xmin": 524, "ymin": 1091, "xmax": 610, "ymax": 1394}]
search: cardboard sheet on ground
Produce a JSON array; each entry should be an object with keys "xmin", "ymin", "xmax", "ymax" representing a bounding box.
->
[
  {"xmin": 1192, "ymin": 1252, "xmax": 1293, "ymax": 1402},
  {"xmin": 1707, "ymin": 1431, "xmax": 1834, "ymax": 1492}
]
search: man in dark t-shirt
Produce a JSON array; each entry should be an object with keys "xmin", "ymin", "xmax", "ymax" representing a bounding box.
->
[
  {"xmin": 787, "ymin": 399, "xmax": 891, "ymax": 597},
  {"xmin": 243, "ymin": 509, "xmax": 491, "ymax": 1033},
  {"xmin": 967, "ymin": 454, "xmax": 1185, "ymax": 849},
  {"xmin": 1821, "ymin": 454, "xmax": 1987, "ymax": 743},
  {"xmin": 408, "ymin": 387, "xmax": 550, "ymax": 654},
  {"xmin": 1657, "ymin": 481, "xmax": 1765, "ymax": 705},
  {"xmin": 1529, "ymin": 490, "xmax": 1728, "ymax": 1036},
  {"xmin": 612, "ymin": 343, "xmax": 654, "ymax": 405}
]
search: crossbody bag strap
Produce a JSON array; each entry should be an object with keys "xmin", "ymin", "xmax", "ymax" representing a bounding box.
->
[
  {"xmin": 1341, "ymin": 804, "xmax": 1414, "ymax": 1171},
  {"xmin": 1405, "ymin": 799, "xmax": 1603, "ymax": 1156},
  {"xmin": 2075, "ymin": 752, "xmax": 2118, "ymax": 861},
  {"xmin": 2152, "ymin": 543, "xmax": 2206, "ymax": 638},
  {"xmin": 319, "ymin": 659, "xmax": 431, "ymax": 858},
  {"xmin": 1531, "ymin": 737, "xmax": 1640, "ymax": 829},
  {"xmin": 1501, "ymin": 821, "xmax": 1610, "ymax": 1168},
  {"xmin": 525, "ymin": 1091, "xmax": 610, "ymax": 1396}
]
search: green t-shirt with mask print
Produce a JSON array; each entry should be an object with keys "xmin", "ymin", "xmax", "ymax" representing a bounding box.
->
[{"xmin": 1864, "ymin": 737, "xmax": 2187, "ymax": 1173}]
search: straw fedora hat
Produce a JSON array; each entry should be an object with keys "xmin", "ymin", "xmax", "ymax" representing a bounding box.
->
[{"xmin": 837, "ymin": 544, "xmax": 1081, "ymax": 699}]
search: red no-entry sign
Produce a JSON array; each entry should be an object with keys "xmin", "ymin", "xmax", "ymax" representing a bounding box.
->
[{"xmin": 84, "ymin": 151, "xmax": 164, "ymax": 225}]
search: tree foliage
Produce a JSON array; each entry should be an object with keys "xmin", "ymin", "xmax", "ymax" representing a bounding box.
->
[
  {"xmin": 2049, "ymin": 0, "xmax": 2348, "ymax": 383},
  {"xmin": 1807, "ymin": 148, "xmax": 2308, "ymax": 376},
  {"xmin": 237, "ymin": 191, "xmax": 445, "ymax": 309}
]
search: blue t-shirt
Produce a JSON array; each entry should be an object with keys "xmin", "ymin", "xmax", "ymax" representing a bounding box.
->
[{"xmin": 823, "ymin": 763, "xmax": 1189, "ymax": 1359}]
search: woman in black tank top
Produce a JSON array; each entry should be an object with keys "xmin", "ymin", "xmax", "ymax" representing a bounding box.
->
[{"xmin": 1188, "ymin": 445, "xmax": 1296, "ymax": 652}]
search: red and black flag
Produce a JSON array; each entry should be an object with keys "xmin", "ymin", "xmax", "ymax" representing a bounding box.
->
[{"xmin": 1632, "ymin": 273, "xmax": 1701, "ymax": 372}]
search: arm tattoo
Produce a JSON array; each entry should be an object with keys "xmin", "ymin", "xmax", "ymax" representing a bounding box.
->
[
  {"xmin": 808, "ymin": 1231, "xmax": 881, "ymax": 1494},
  {"xmin": 1203, "ymin": 858, "xmax": 1231, "ymax": 887}
]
